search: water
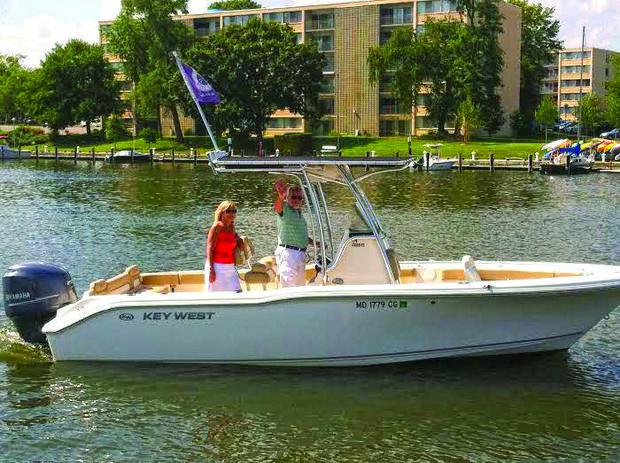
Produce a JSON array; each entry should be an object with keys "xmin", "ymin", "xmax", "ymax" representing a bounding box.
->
[{"xmin": 0, "ymin": 160, "xmax": 618, "ymax": 461}]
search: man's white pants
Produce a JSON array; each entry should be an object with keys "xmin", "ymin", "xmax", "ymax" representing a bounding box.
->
[{"xmin": 275, "ymin": 246, "xmax": 306, "ymax": 287}]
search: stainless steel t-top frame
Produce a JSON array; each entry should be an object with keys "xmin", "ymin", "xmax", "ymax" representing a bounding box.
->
[{"xmin": 208, "ymin": 152, "xmax": 415, "ymax": 285}]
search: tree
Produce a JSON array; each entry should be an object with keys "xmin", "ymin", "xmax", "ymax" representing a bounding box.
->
[
  {"xmin": 0, "ymin": 55, "xmax": 31, "ymax": 123},
  {"xmin": 369, "ymin": 22, "xmax": 466, "ymax": 134},
  {"xmin": 107, "ymin": 0, "xmax": 193, "ymax": 141},
  {"xmin": 606, "ymin": 55, "xmax": 620, "ymax": 128},
  {"xmin": 457, "ymin": 96, "xmax": 482, "ymax": 143},
  {"xmin": 534, "ymin": 96, "xmax": 558, "ymax": 142},
  {"xmin": 579, "ymin": 93, "xmax": 605, "ymax": 137},
  {"xmin": 187, "ymin": 18, "xmax": 325, "ymax": 147},
  {"xmin": 368, "ymin": 27, "xmax": 426, "ymax": 122},
  {"xmin": 27, "ymin": 40, "xmax": 120, "ymax": 136},
  {"xmin": 507, "ymin": 0, "xmax": 562, "ymax": 124},
  {"xmin": 454, "ymin": 0, "xmax": 506, "ymax": 134},
  {"xmin": 209, "ymin": 0, "xmax": 261, "ymax": 10}
]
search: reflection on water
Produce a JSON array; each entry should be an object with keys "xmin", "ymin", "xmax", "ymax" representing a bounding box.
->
[{"xmin": 0, "ymin": 160, "xmax": 618, "ymax": 461}]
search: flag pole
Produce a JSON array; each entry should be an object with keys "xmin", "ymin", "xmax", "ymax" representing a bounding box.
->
[{"xmin": 172, "ymin": 51, "xmax": 220, "ymax": 151}]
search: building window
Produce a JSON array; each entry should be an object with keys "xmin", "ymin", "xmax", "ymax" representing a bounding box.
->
[
  {"xmin": 561, "ymin": 79, "xmax": 591, "ymax": 87},
  {"xmin": 380, "ymin": 97, "xmax": 404, "ymax": 115},
  {"xmin": 223, "ymin": 15, "xmax": 258, "ymax": 26},
  {"xmin": 561, "ymin": 51, "xmax": 591, "ymax": 60},
  {"xmin": 306, "ymin": 13, "xmax": 334, "ymax": 31},
  {"xmin": 560, "ymin": 106, "xmax": 577, "ymax": 116},
  {"xmin": 323, "ymin": 53, "xmax": 334, "ymax": 72},
  {"xmin": 308, "ymin": 34, "xmax": 334, "ymax": 51},
  {"xmin": 560, "ymin": 93, "xmax": 581, "ymax": 101},
  {"xmin": 415, "ymin": 116, "xmax": 435, "ymax": 129},
  {"xmin": 561, "ymin": 65, "xmax": 590, "ymax": 74},
  {"xmin": 416, "ymin": 94, "xmax": 432, "ymax": 106},
  {"xmin": 99, "ymin": 24, "xmax": 111, "ymax": 38},
  {"xmin": 194, "ymin": 19, "xmax": 220, "ymax": 37},
  {"xmin": 380, "ymin": 119, "xmax": 411, "ymax": 136},
  {"xmin": 380, "ymin": 29, "xmax": 394, "ymax": 45},
  {"xmin": 294, "ymin": 33, "xmax": 302, "ymax": 44},
  {"xmin": 264, "ymin": 11, "xmax": 302, "ymax": 24},
  {"xmin": 320, "ymin": 98, "xmax": 335, "ymax": 115},
  {"xmin": 380, "ymin": 7, "xmax": 413, "ymax": 26},
  {"xmin": 416, "ymin": 24, "xmax": 426, "ymax": 34},
  {"xmin": 417, "ymin": 0, "xmax": 458, "ymax": 14},
  {"xmin": 319, "ymin": 77, "xmax": 334, "ymax": 94},
  {"xmin": 267, "ymin": 118, "xmax": 302, "ymax": 129}
]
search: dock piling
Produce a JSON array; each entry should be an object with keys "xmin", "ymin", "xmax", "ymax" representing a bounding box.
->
[
  {"xmin": 528, "ymin": 154, "xmax": 533, "ymax": 173},
  {"xmin": 458, "ymin": 153, "xmax": 463, "ymax": 172},
  {"xmin": 489, "ymin": 153, "xmax": 495, "ymax": 172}
]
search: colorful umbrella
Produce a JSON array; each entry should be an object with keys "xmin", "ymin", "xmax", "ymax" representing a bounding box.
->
[{"xmin": 541, "ymin": 139, "xmax": 570, "ymax": 151}]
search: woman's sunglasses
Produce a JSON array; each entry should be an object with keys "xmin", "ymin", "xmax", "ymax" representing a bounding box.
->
[
  {"xmin": 289, "ymin": 195, "xmax": 303, "ymax": 200},
  {"xmin": 225, "ymin": 209, "xmax": 237, "ymax": 214}
]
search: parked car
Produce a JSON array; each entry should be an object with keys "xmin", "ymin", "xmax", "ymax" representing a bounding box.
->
[
  {"xmin": 600, "ymin": 128, "xmax": 619, "ymax": 138},
  {"xmin": 566, "ymin": 124, "xmax": 584, "ymax": 135},
  {"xmin": 560, "ymin": 122, "xmax": 576, "ymax": 132}
]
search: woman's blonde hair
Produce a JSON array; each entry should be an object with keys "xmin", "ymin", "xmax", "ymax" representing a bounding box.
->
[{"xmin": 213, "ymin": 200, "xmax": 238, "ymax": 225}]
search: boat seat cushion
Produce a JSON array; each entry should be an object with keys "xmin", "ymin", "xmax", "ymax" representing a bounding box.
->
[
  {"xmin": 89, "ymin": 265, "xmax": 142, "ymax": 295},
  {"xmin": 462, "ymin": 255, "xmax": 481, "ymax": 282}
]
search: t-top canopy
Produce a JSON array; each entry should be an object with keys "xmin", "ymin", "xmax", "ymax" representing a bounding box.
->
[{"xmin": 208, "ymin": 151, "xmax": 415, "ymax": 173}]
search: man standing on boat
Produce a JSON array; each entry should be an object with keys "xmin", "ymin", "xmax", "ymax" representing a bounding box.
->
[{"xmin": 273, "ymin": 180, "xmax": 315, "ymax": 287}]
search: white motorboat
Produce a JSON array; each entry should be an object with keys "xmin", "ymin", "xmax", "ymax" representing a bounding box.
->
[
  {"xmin": 0, "ymin": 144, "xmax": 32, "ymax": 159},
  {"xmin": 420, "ymin": 144, "xmax": 455, "ymax": 171},
  {"xmin": 105, "ymin": 149, "xmax": 152, "ymax": 163},
  {"xmin": 3, "ymin": 154, "xmax": 619, "ymax": 366}
]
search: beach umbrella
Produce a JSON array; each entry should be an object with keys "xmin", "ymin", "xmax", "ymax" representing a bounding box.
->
[
  {"xmin": 610, "ymin": 144, "xmax": 620, "ymax": 155},
  {"xmin": 541, "ymin": 139, "xmax": 570, "ymax": 151},
  {"xmin": 597, "ymin": 140, "xmax": 613, "ymax": 152},
  {"xmin": 603, "ymin": 142, "xmax": 617, "ymax": 153}
]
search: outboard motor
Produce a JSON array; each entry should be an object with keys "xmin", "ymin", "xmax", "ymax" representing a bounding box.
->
[{"xmin": 3, "ymin": 263, "xmax": 77, "ymax": 345}]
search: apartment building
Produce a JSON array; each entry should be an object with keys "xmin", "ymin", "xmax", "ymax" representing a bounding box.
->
[
  {"xmin": 99, "ymin": 0, "xmax": 521, "ymax": 137},
  {"xmin": 541, "ymin": 47, "xmax": 618, "ymax": 121}
]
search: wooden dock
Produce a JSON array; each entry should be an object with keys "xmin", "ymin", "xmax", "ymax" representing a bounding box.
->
[{"xmin": 2, "ymin": 147, "xmax": 620, "ymax": 173}]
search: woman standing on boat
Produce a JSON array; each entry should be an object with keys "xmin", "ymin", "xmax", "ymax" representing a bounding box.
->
[
  {"xmin": 205, "ymin": 200, "xmax": 242, "ymax": 292},
  {"xmin": 274, "ymin": 180, "xmax": 315, "ymax": 287}
]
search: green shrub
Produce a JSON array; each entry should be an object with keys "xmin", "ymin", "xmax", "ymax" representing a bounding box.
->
[
  {"xmin": 139, "ymin": 127, "xmax": 158, "ymax": 144},
  {"xmin": 274, "ymin": 133, "xmax": 314, "ymax": 156},
  {"xmin": 7, "ymin": 126, "xmax": 48, "ymax": 147},
  {"xmin": 230, "ymin": 134, "xmax": 274, "ymax": 155},
  {"xmin": 105, "ymin": 115, "xmax": 130, "ymax": 141}
]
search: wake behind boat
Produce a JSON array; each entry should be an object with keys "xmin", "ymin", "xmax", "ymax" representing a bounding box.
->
[{"xmin": 3, "ymin": 154, "xmax": 619, "ymax": 366}]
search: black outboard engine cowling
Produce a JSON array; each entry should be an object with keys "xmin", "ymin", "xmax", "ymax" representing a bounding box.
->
[{"xmin": 3, "ymin": 263, "xmax": 77, "ymax": 344}]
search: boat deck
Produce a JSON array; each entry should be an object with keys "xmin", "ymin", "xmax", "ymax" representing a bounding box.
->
[{"xmin": 86, "ymin": 261, "xmax": 584, "ymax": 296}]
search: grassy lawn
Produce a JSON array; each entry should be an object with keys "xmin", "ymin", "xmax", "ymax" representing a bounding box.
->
[
  {"xmin": 23, "ymin": 134, "xmax": 547, "ymax": 159},
  {"xmin": 330, "ymin": 136, "xmax": 543, "ymax": 159}
]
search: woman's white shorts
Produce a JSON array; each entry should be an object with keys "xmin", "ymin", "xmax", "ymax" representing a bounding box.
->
[{"xmin": 204, "ymin": 262, "xmax": 241, "ymax": 292}]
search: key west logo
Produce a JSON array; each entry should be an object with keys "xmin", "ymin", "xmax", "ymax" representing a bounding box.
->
[{"xmin": 142, "ymin": 311, "xmax": 215, "ymax": 321}]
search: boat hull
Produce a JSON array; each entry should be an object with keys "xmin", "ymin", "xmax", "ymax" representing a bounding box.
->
[{"xmin": 44, "ymin": 285, "xmax": 619, "ymax": 366}]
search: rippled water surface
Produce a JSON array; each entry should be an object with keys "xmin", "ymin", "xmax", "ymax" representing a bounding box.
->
[{"xmin": 0, "ymin": 160, "xmax": 618, "ymax": 461}]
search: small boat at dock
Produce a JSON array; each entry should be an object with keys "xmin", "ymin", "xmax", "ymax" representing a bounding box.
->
[
  {"xmin": 0, "ymin": 145, "xmax": 32, "ymax": 160},
  {"xmin": 105, "ymin": 150, "xmax": 152, "ymax": 163}
]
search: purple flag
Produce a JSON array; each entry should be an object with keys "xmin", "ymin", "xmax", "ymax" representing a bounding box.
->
[{"xmin": 179, "ymin": 61, "xmax": 221, "ymax": 105}]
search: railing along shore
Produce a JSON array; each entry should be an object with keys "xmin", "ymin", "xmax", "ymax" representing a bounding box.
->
[{"xmin": 2, "ymin": 145, "xmax": 620, "ymax": 172}]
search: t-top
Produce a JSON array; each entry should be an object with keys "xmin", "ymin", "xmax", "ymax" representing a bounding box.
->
[{"xmin": 277, "ymin": 204, "xmax": 308, "ymax": 250}]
